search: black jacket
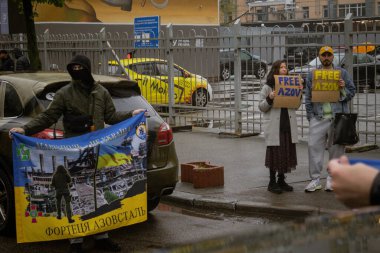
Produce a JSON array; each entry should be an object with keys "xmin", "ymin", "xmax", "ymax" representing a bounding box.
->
[
  {"xmin": 13, "ymin": 48, "xmax": 30, "ymax": 71},
  {"xmin": 0, "ymin": 56, "xmax": 14, "ymax": 71}
]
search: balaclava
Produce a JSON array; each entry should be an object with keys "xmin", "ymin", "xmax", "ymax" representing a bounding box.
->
[{"xmin": 67, "ymin": 55, "xmax": 95, "ymax": 90}]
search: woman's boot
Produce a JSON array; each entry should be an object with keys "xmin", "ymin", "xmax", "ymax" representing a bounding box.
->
[
  {"xmin": 268, "ymin": 170, "xmax": 282, "ymax": 194},
  {"xmin": 277, "ymin": 173, "xmax": 293, "ymax": 192}
]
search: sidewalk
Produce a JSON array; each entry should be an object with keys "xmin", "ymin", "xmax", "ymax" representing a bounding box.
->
[{"xmin": 162, "ymin": 130, "xmax": 380, "ymax": 216}]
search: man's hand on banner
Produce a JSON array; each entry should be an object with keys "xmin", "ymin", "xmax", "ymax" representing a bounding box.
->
[
  {"xmin": 9, "ymin": 127, "xmax": 25, "ymax": 139},
  {"xmin": 132, "ymin": 109, "xmax": 149, "ymax": 117}
]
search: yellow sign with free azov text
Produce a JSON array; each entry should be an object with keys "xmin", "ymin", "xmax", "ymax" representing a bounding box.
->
[{"xmin": 312, "ymin": 69, "xmax": 341, "ymax": 102}]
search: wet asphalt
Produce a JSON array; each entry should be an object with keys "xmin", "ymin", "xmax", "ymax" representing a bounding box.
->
[{"xmin": 163, "ymin": 130, "xmax": 380, "ymax": 216}]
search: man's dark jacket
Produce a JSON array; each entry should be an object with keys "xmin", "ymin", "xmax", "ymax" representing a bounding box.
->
[{"xmin": 24, "ymin": 55, "xmax": 132, "ymax": 137}]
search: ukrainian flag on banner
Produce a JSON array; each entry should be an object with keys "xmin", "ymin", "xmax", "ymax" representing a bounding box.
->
[
  {"xmin": 12, "ymin": 113, "xmax": 147, "ymax": 243},
  {"xmin": 97, "ymin": 144, "xmax": 132, "ymax": 168}
]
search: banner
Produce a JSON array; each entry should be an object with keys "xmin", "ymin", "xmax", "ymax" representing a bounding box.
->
[
  {"xmin": 312, "ymin": 69, "xmax": 341, "ymax": 102},
  {"xmin": 35, "ymin": 0, "xmax": 219, "ymax": 25},
  {"xmin": 12, "ymin": 113, "xmax": 148, "ymax": 243},
  {"xmin": 273, "ymin": 75, "xmax": 302, "ymax": 109}
]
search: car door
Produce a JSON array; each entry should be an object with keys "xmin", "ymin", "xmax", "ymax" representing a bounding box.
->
[
  {"xmin": 155, "ymin": 63, "xmax": 186, "ymax": 104},
  {"xmin": 348, "ymin": 54, "xmax": 375, "ymax": 88},
  {"xmin": 0, "ymin": 80, "xmax": 25, "ymax": 170},
  {"xmin": 240, "ymin": 50, "xmax": 252, "ymax": 76},
  {"xmin": 357, "ymin": 54, "xmax": 375, "ymax": 88},
  {"xmin": 129, "ymin": 62, "xmax": 169, "ymax": 104}
]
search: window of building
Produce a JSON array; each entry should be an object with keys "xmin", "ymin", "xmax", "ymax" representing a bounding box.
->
[
  {"xmin": 378, "ymin": 2, "xmax": 380, "ymax": 15},
  {"xmin": 338, "ymin": 3, "xmax": 366, "ymax": 17},
  {"xmin": 302, "ymin": 7, "xmax": 309, "ymax": 18},
  {"xmin": 256, "ymin": 9, "xmax": 268, "ymax": 21},
  {"xmin": 323, "ymin": 5, "xmax": 329, "ymax": 18},
  {"xmin": 288, "ymin": 12, "xmax": 295, "ymax": 20}
]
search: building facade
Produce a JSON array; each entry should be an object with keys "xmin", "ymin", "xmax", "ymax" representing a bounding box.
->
[{"xmin": 237, "ymin": 0, "xmax": 378, "ymax": 24}]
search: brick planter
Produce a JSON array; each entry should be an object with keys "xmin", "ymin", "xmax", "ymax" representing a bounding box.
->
[{"xmin": 180, "ymin": 161, "xmax": 224, "ymax": 188}]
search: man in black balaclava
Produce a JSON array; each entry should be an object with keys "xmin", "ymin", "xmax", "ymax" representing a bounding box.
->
[
  {"xmin": 67, "ymin": 54, "xmax": 95, "ymax": 91},
  {"xmin": 10, "ymin": 54, "xmax": 147, "ymax": 253}
]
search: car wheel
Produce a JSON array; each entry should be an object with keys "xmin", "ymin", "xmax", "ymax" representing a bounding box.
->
[
  {"xmin": 221, "ymin": 68, "xmax": 230, "ymax": 81},
  {"xmin": 148, "ymin": 197, "xmax": 160, "ymax": 212},
  {"xmin": 0, "ymin": 168, "xmax": 15, "ymax": 236},
  {"xmin": 255, "ymin": 67, "xmax": 266, "ymax": 79},
  {"xmin": 192, "ymin": 88, "xmax": 209, "ymax": 107}
]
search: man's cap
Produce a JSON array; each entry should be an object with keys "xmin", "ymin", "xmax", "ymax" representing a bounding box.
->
[{"xmin": 319, "ymin": 46, "xmax": 334, "ymax": 55}]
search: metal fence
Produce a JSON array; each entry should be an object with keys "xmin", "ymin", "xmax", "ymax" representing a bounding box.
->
[{"xmin": 1, "ymin": 14, "xmax": 379, "ymax": 145}]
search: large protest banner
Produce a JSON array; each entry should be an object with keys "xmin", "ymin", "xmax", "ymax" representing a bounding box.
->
[
  {"xmin": 273, "ymin": 75, "xmax": 302, "ymax": 109},
  {"xmin": 12, "ymin": 113, "xmax": 147, "ymax": 243},
  {"xmin": 312, "ymin": 69, "xmax": 341, "ymax": 102}
]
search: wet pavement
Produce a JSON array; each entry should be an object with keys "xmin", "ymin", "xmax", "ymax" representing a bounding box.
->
[
  {"xmin": 147, "ymin": 206, "xmax": 380, "ymax": 253},
  {"xmin": 163, "ymin": 130, "xmax": 380, "ymax": 215},
  {"xmin": 158, "ymin": 130, "xmax": 380, "ymax": 253}
]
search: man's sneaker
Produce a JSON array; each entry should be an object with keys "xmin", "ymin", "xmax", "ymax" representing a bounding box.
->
[
  {"xmin": 94, "ymin": 238, "xmax": 121, "ymax": 252},
  {"xmin": 68, "ymin": 243, "xmax": 83, "ymax": 253},
  {"xmin": 305, "ymin": 178, "xmax": 322, "ymax": 192},
  {"xmin": 325, "ymin": 176, "xmax": 333, "ymax": 192}
]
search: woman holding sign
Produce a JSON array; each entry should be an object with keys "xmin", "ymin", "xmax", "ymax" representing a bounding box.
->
[{"xmin": 259, "ymin": 60, "xmax": 302, "ymax": 194}]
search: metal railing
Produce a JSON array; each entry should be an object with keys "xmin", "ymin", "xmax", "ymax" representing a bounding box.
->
[{"xmin": 1, "ymin": 14, "xmax": 379, "ymax": 144}]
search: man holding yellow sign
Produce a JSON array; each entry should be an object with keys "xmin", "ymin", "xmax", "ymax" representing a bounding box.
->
[
  {"xmin": 304, "ymin": 46, "xmax": 356, "ymax": 193},
  {"xmin": 312, "ymin": 69, "xmax": 341, "ymax": 102}
]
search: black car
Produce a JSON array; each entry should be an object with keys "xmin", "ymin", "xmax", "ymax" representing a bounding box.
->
[
  {"xmin": 0, "ymin": 72, "xmax": 178, "ymax": 235},
  {"xmin": 284, "ymin": 47, "xmax": 319, "ymax": 70},
  {"xmin": 220, "ymin": 49, "xmax": 268, "ymax": 80},
  {"xmin": 289, "ymin": 52, "xmax": 380, "ymax": 91}
]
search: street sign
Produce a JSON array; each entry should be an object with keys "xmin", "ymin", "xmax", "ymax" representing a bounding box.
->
[{"xmin": 134, "ymin": 16, "xmax": 160, "ymax": 48}]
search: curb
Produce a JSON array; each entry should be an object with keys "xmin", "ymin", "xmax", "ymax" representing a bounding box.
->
[{"xmin": 162, "ymin": 191, "xmax": 341, "ymax": 218}]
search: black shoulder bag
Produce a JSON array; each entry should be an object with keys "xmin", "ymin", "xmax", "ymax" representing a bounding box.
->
[{"xmin": 333, "ymin": 103, "xmax": 359, "ymax": 145}]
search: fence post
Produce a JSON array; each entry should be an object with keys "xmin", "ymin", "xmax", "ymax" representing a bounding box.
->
[
  {"xmin": 43, "ymin": 29, "xmax": 49, "ymax": 71},
  {"xmin": 99, "ymin": 27, "xmax": 107, "ymax": 75},
  {"xmin": 166, "ymin": 23, "xmax": 175, "ymax": 125},
  {"xmin": 344, "ymin": 13, "xmax": 353, "ymax": 83},
  {"xmin": 233, "ymin": 19, "xmax": 242, "ymax": 135},
  {"xmin": 344, "ymin": 13, "xmax": 354, "ymax": 115}
]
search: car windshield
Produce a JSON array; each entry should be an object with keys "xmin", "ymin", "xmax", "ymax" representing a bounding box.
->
[
  {"xmin": 252, "ymin": 55, "xmax": 260, "ymax": 60},
  {"xmin": 108, "ymin": 64, "xmax": 125, "ymax": 75},
  {"xmin": 307, "ymin": 53, "xmax": 344, "ymax": 67},
  {"xmin": 353, "ymin": 53, "xmax": 375, "ymax": 64}
]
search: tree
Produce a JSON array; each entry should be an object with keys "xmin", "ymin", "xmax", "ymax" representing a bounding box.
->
[
  {"xmin": 220, "ymin": 0, "xmax": 237, "ymax": 25},
  {"xmin": 19, "ymin": 0, "xmax": 65, "ymax": 71}
]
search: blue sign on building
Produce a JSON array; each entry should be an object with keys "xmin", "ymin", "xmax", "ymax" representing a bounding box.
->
[{"xmin": 134, "ymin": 16, "xmax": 160, "ymax": 48}]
